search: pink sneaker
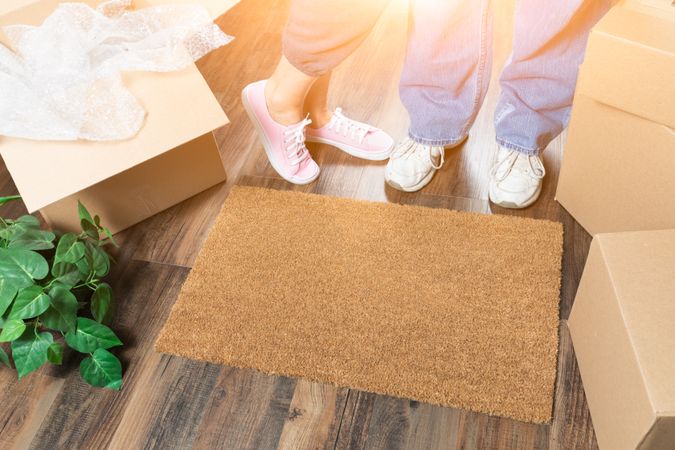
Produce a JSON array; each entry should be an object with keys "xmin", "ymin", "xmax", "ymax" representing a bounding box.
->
[
  {"xmin": 305, "ymin": 108, "xmax": 394, "ymax": 161},
  {"xmin": 242, "ymin": 80, "xmax": 320, "ymax": 185}
]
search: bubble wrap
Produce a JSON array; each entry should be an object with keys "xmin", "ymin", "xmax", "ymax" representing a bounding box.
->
[{"xmin": 0, "ymin": 0, "xmax": 233, "ymax": 141}]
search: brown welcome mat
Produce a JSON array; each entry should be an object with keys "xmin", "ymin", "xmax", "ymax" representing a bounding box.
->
[{"xmin": 156, "ymin": 186, "xmax": 563, "ymax": 423}]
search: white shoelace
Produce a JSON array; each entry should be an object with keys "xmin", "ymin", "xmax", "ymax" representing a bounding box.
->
[
  {"xmin": 491, "ymin": 149, "xmax": 546, "ymax": 182},
  {"xmin": 392, "ymin": 138, "xmax": 445, "ymax": 169},
  {"xmin": 283, "ymin": 116, "xmax": 312, "ymax": 166},
  {"xmin": 327, "ymin": 108, "xmax": 371, "ymax": 144}
]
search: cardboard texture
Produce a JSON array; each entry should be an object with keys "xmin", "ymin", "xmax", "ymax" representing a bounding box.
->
[
  {"xmin": 576, "ymin": 6, "xmax": 675, "ymax": 129},
  {"xmin": 557, "ymin": 95, "xmax": 675, "ymax": 235},
  {"xmin": 556, "ymin": 5, "xmax": 675, "ymax": 235},
  {"xmin": 625, "ymin": 0, "xmax": 675, "ymax": 21},
  {"xmin": 0, "ymin": 0, "xmax": 235, "ymax": 233},
  {"xmin": 568, "ymin": 229, "xmax": 675, "ymax": 450}
]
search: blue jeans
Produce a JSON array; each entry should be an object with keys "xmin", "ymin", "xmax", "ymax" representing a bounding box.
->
[{"xmin": 400, "ymin": 0, "xmax": 614, "ymax": 154}]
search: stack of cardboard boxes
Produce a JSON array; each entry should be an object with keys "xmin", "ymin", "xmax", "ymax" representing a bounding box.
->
[
  {"xmin": 0, "ymin": 0, "xmax": 238, "ymax": 234},
  {"xmin": 558, "ymin": 1, "xmax": 675, "ymax": 448}
]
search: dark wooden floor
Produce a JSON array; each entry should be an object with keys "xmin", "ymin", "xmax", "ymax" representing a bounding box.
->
[{"xmin": 0, "ymin": 0, "xmax": 598, "ymax": 448}]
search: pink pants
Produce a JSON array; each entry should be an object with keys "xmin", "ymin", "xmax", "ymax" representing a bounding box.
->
[{"xmin": 282, "ymin": 0, "xmax": 390, "ymax": 77}]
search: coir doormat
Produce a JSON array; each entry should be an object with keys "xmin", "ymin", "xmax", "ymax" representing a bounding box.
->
[{"xmin": 156, "ymin": 186, "xmax": 563, "ymax": 423}]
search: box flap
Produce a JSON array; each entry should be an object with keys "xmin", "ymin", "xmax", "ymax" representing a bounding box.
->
[
  {"xmin": 0, "ymin": 0, "xmax": 229, "ymax": 212},
  {"xmin": 578, "ymin": 6, "xmax": 675, "ymax": 128},
  {"xmin": 597, "ymin": 229, "xmax": 675, "ymax": 414}
]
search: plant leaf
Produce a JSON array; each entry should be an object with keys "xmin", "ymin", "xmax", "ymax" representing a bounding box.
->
[
  {"xmin": 81, "ymin": 219, "xmax": 99, "ymax": 241},
  {"xmin": 8, "ymin": 286, "xmax": 50, "ymax": 320},
  {"xmin": 55, "ymin": 233, "xmax": 86, "ymax": 264},
  {"xmin": 51, "ymin": 262, "xmax": 81, "ymax": 287},
  {"xmin": 64, "ymin": 317, "xmax": 122, "ymax": 353},
  {"xmin": 102, "ymin": 227, "xmax": 119, "ymax": 248},
  {"xmin": 91, "ymin": 283, "xmax": 113, "ymax": 324},
  {"xmin": 0, "ymin": 319, "xmax": 26, "ymax": 342},
  {"xmin": 47, "ymin": 342, "xmax": 63, "ymax": 365},
  {"xmin": 75, "ymin": 245, "xmax": 93, "ymax": 277},
  {"xmin": 11, "ymin": 329, "xmax": 53, "ymax": 378},
  {"xmin": 0, "ymin": 277, "xmax": 18, "ymax": 317},
  {"xmin": 79, "ymin": 348, "xmax": 122, "ymax": 390},
  {"xmin": 0, "ymin": 248, "xmax": 49, "ymax": 289},
  {"xmin": 40, "ymin": 285, "xmax": 78, "ymax": 333},
  {"xmin": 13, "ymin": 215, "xmax": 40, "ymax": 227},
  {"xmin": 77, "ymin": 201, "xmax": 95, "ymax": 226},
  {"xmin": 7, "ymin": 229, "xmax": 55, "ymax": 251},
  {"xmin": 0, "ymin": 346, "xmax": 10, "ymax": 368},
  {"xmin": 90, "ymin": 244, "xmax": 110, "ymax": 277},
  {"xmin": 0, "ymin": 195, "xmax": 21, "ymax": 206}
]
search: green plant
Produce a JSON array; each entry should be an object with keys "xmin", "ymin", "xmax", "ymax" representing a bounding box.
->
[{"xmin": 0, "ymin": 196, "xmax": 123, "ymax": 390}]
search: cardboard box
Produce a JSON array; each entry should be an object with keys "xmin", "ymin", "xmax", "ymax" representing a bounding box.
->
[
  {"xmin": 576, "ymin": 6, "xmax": 675, "ymax": 129},
  {"xmin": 556, "ymin": 6, "xmax": 675, "ymax": 235},
  {"xmin": 624, "ymin": 0, "xmax": 675, "ymax": 21},
  {"xmin": 556, "ymin": 95, "xmax": 675, "ymax": 235},
  {"xmin": 568, "ymin": 229, "xmax": 675, "ymax": 450},
  {"xmin": 0, "ymin": 0, "xmax": 238, "ymax": 233}
]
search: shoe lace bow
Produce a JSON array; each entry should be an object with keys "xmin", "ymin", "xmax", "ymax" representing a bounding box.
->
[
  {"xmin": 392, "ymin": 138, "xmax": 445, "ymax": 170},
  {"xmin": 283, "ymin": 116, "xmax": 312, "ymax": 166},
  {"xmin": 327, "ymin": 107, "xmax": 372, "ymax": 144},
  {"xmin": 491, "ymin": 149, "xmax": 545, "ymax": 182}
]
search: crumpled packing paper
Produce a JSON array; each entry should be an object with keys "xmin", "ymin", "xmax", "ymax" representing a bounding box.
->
[{"xmin": 0, "ymin": 0, "xmax": 233, "ymax": 141}]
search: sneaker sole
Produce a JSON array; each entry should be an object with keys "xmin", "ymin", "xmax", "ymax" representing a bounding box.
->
[
  {"xmin": 306, "ymin": 136, "xmax": 393, "ymax": 161},
  {"xmin": 488, "ymin": 183, "xmax": 542, "ymax": 209},
  {"xmin": 241, "ymin": 86, "xmax": 320, "ymax": 185},
  {"xmin": 384, "ymin": 168, "xmax": 436, "ymax": 193}
]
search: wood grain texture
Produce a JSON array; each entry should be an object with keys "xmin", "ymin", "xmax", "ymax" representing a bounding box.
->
[
  {"xmin": 0, "ymin": 0, "xmax": 598, "ymax": 448},
  {"xmin": 25, "ymin": 262, "xmax": 203, "ymax": 450},
  {"xmin": 191, "ymin": 368, "xmax": 296, "ymax": 450},
  {"xmin": 275, "ymin": 381, "xmax": 349, "ymax": 450}
]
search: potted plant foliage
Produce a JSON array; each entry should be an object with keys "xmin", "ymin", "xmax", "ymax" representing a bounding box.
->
[{"xmin": 0, "ymin": 196, "xmax": 123, "ymax": 390}]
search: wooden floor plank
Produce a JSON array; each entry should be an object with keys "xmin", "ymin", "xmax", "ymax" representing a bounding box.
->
[
  {"xmin": 0, "ymin": 372, "xmax": 64, "ymax": 450},
  {"xmin": 191, "ymin": 368, "xmax": 296, "ymax": 450},
  {"xmin": 107, "ymin": 354, "xmax": 221, "ymax": 450},
  {"xmin": 275, "ymin": 381, "xmax": 350, "ymax": 450},
  {"xmin": 549, "ymin": 324, "xmax": 598, "ymax": 450}
]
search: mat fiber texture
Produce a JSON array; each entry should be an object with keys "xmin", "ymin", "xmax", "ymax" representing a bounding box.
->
[{"xmin": 156, "ymin": 186, "xmax": 563, "ymax": 423}]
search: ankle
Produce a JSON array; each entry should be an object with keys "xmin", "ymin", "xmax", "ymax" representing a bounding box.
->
[
  {"xmin": 264, "ymin": 81, "xmax": 304, "ymax": 126},
  {"xmin": 307, "ymin": 109, "xmax": 332, "ymax": 129}
]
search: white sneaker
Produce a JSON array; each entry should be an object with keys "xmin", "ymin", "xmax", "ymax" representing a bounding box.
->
[
  {"xmin": 488, "ymin": 146, "xmax": 545, "ymax": 209},
  {"xmin": 385, "ymin": 138, "xmax": 446, "ymax": 192}
]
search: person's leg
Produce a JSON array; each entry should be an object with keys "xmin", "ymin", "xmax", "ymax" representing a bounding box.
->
[
  {"xmin": 489, "ymin": 0, "xmax": 613, "ymax": 208},
  {"xmin": 265, "ymin": 0, "xmax": 391, "ymax": 126},
  {"xmin": 264, "ymin": 55, "xmax": 318, "ymax": 126},
  {"xmin": 243, "ymin": 0, "xmax": 393, "ymax": 184},
  {"xmin": 386, "ymin": 0, "xmax": 493, "ymax": 192},
  {"xmin": 303, "ymin": 72, "xmax": 332, "ymax": 128},
  {"xmin": 494, "ymin": 0, "xmax": 614, "ymax": 154}
]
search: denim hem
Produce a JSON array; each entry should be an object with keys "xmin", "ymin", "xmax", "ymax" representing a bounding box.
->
[
  {"xmin": 496, "ymin": 138, "xmax": 542, "ymax": 155},
  {"xmin": 409, "ymin": 131, "xmax": 467, "ymax": 148}
]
